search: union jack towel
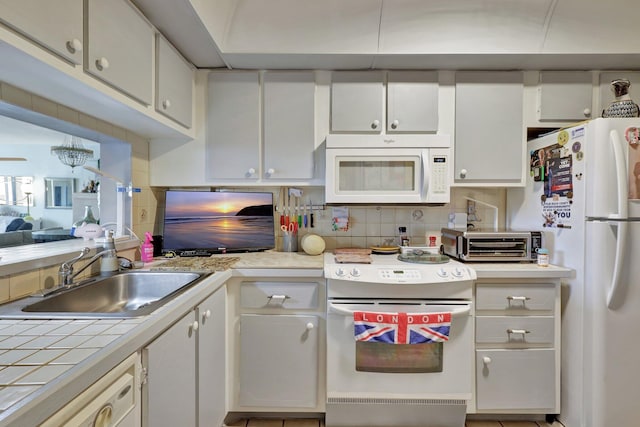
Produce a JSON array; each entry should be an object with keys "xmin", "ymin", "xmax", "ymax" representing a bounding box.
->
[{"xmin": 354, "ymin": 311, "xmax": 452, "ymax": 344}]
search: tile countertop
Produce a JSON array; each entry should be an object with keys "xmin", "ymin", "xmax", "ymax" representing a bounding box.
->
[{"xmin": 0, "ymin": 270, "xmax": 231, "ymax": 427}]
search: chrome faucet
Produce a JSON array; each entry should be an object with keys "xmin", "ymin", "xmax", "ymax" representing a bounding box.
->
[{"xmin": 58, "ymin": 247, "xmax": 91, "ymax": 286}]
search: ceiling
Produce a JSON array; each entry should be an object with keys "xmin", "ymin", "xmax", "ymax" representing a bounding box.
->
[{"xmin": 133, "ymin": 0, "xmax": 640, "ymax": 70}]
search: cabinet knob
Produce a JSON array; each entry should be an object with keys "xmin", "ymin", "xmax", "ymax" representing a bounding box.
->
[
  {"xmin": 459, "ymin": 169, "xmax": 468, "ymax": 179},
  {"xmin": 371, "ymin": 120, "xmax": 380, "ymax": 130},
  {"xmin": 162, "ymin": 99, "xmax": 172, "ymax": 110},
  {"xmin": 190, "ymin": 320, "xmax": 199, "ymax": 331},
  {"xmin": 306, "ymin": 322, "xmax": 315, "ymax": 330},
  {"xmin": 266, "ymin": 168, "xmax": 275, "ymax": 177},
  {"xmin": 246, "ymin": 168, "xmax": 256, "ymax": 177},
  {"xmin": 390, "ymin": 119, "xmax": 399, "ymax": 130},
  {"xmin": 483, "ymin": 356, "xmax": 492, "ymax": 365},
  {"xmin": 95, "ymin": 57, "xmax": 110, "ymax": 71},
  {"xmin": 66, "ymin": 38, "xmax": 83, "ymax": 54},
  {"xmin": 203, "ymin": 309, "xmax": 212, "ymax": 321},
  {"xmin": 583, "ymin": 108, "xmax": 592, "ymax": 117}
]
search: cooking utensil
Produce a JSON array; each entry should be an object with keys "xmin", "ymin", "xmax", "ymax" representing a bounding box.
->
[{"xmin": 281, "ymin": 223, "xmax": 296, "ymax": 234}]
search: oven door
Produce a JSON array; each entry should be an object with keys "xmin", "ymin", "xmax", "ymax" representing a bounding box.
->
[
  {"xmin": 327, "ymin": 300, "xmax": 473, "ymax": 399},
  {"xmin": 326, "ymin": 300, "xmax": 473, "ymax": 427}
]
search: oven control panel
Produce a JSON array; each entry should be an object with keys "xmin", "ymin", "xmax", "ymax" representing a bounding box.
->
[{"xmin": 326, "ymin": 265, "xmax": 475, "ymax": 283}]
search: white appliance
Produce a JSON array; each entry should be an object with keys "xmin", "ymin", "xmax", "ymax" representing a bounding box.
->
[
  {"xmin": 324, "ymin": 253, "xmax": 476, "ymax": 427},
  {"xmin": 325, "ymin": 134, "xmax": 451, "ymax": 204},
  {"xmin": 507, "ymin": 118, "xmax": 640, "ymax": 427},
  {"xmin": 40, "ymin": 353, "xmax": 140, "ymax": 427}
]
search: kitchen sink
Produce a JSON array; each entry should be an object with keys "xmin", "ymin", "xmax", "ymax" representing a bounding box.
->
[{"xmin": 16, "ymin": 271, "xmax": 207, "ymax": 318}]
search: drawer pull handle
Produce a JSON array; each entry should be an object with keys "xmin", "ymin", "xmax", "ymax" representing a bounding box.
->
[
  {"xmin": 483, "ymin": 356, "xmax": 492, "ymax": 365},
  {"xmin": 507, "ymin": 329, "xmax": 530, "ymax": 335},
  {"xmin": 506, "ymin": 296, "xmax": 531, "ymax": 301},
  {"xmin": 267, "ymin": 294, "xmax": 290, "ymax": 305}
]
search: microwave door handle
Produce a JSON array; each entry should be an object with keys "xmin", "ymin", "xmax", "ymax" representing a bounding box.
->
[
  {"xmin": 328, "ymin": 302, "xmax": 472, "ymax": 317},
  {"xmin": 421, "ymin": 150, "xmax": 429, "ymax": 200}
]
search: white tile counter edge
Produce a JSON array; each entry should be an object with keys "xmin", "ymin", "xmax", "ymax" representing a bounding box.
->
[
  {"xmin": 469, "ymin": 263, "xmax": 574, "ymax": 279},
  {"xmin": 0, "ymin": 238, "xmax": 141, "ymax": 276},
  {"xmin": 0, "ymin": 269, "xmax": 232, "ymax": 427}
]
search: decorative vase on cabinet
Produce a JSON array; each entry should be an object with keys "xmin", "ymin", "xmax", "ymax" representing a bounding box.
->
[{"xmin": 602, "ymin": 79, "xmax": 640, "ymax": 118}]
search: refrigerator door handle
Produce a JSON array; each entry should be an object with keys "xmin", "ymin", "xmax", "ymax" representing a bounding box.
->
[
  {"xmin": 607, "ymin": 220, "xmax": 628, "ymax": 309},
  {"xmin": 609, "ymin": 130, "xmax": 628, "ymax": 219}
]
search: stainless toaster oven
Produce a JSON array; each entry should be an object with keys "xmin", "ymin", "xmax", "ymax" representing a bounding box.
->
[{"xmin": 441, "ymin": 228, "xmax": 543, "ymax": 262}]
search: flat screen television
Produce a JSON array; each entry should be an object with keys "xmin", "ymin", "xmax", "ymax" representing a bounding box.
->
[{"xmin": 162, "ymin": 190, "xmax": 275, "ymax": 255}]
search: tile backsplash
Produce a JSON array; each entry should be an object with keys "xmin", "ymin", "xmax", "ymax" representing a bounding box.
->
[{"xmin": 284, "ymin": 187, "xmax": 506, "ymax": 251}]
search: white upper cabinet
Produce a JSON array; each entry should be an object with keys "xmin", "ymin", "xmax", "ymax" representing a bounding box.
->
[
  {"xmin": 156, "ymin": 35, "xmax": 194, "ymax": 128},
  {"xmin": 387, "ymin": 71, "xmax": 438, "ymax": 133},
  {"xmin": 263, "ymin": 71, "xmax": 315, "ymax": 180},
  {"xmin": 537, "ymin": 71, "xmax": 593, "ymax": 122},
  {"xmin": 207, "ymin": 71, "xmax": 261, "ymax": 181},
  {"xmin": 331, "ymin": 71, "xmax": 438, "ymax": 133},
  {"xmin": 86, "ymin": 0, "xmax": 154, "ymax": 105},
  {"xmin": 455, "ymin": 71, "xmax": 524, "ymax": 186},
  {"xmin": 206, "ymin": 70, "xmax": 318, "ymax": 183},
  {"xmin": 331, "ymin": 71, "xmax": 384, "ymax": 133},
  {"xmin": 0, "ymin": 0, "xmax": 83, "ymax": 65}
]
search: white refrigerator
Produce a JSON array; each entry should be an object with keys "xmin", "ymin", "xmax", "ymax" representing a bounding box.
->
[{"xmin": 507, "ymin": 118, "xmax": 640, "ymax": 427}]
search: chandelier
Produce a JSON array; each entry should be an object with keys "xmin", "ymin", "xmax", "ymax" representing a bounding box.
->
[{"xmin": 51, "ymin": 136, "xmax": 94, "ymax": 169}]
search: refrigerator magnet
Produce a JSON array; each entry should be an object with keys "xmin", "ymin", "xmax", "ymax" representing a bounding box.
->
[{"xmin": 625, "ymin": 127, "xmax": 640, "ymax": 146}]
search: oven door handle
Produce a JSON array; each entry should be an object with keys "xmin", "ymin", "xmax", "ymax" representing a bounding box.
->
[{"xmin": 328, "ymin": 302, "xmax": 472, "ymax": 317}]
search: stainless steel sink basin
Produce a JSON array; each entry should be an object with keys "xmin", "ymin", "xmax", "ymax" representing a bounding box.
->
[{"xmin": 19, "ymin": 271, "xmax": 206, "ymax": 318}]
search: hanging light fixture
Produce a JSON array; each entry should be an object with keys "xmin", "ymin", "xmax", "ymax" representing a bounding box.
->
[{"xmin": 51, "ymin": 136, "xmax": 93, "ymax": 170}]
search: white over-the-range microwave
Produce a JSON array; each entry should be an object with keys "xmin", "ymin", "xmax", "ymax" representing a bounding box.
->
[{"xmin": 325, "ymin": 134, "xmax": 451, "ymax": 204}]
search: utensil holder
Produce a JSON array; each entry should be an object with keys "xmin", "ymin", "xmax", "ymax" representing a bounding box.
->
[{"xmin": 282, "ymin": 232, "xmax": 298, "ymax": 252}]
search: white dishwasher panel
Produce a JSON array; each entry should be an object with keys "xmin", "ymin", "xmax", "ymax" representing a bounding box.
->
[{"xmin": 41, "ymin": 353, "xmax": 140, "ymax": 427}]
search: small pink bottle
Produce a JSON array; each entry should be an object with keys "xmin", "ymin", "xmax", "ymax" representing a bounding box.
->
[{"xmin": 141, "ymin": 232, "xmax": 154, "ymax": 262}]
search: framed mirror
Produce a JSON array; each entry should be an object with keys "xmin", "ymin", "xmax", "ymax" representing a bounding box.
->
[{"xmin": 45, "ymin": 178, "xmax": 75, "ymax": 209}]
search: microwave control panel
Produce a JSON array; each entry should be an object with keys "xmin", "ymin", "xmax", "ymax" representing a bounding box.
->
[{"xmin": 426, "ymin": 148, "xmax": 450, "ymax": 203}]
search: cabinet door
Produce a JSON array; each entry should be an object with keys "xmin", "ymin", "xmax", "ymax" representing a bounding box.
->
[
  {"xmin": 156, "ymin": 35, "xmax": 193, "ymax": 128},
  {"xmin": 263, "ymin": 71, "xmax": 315, "ymax": 180},
  {"xmin": 476, "ymin": 349, "xmax": 555, "ymax": 410},
  {"xmin": 86, "ymin": 0, "xmax": 153, "ymax": 105},
  {"xmin": 455, "ymin": 71, "xmax": 524, "ymax": 185},
  {"xmin": 331, "ymin": 71, "xmax": 384, "ymax": 133},
  {"xmin": 538, "ymin": 71, "xmax": 593, "ymax": 121},
  {"xmin": 144, "ymin": 311, "xmax": 197, "ymax": 427},
  {"xmin": 206, "ymin": 71, "xmax": 260, "ymax": 180},
  {"xmin": 239, "ymin": 314, "xmax": 319, "ymax": 408},
  {"xmin": 387, "ymin": 71, "xmax": 439, "ymax": 133},
  {"xmin": 198, "ymin": 288, "xmax": 226, "ymax": 427},
  {"xmin": 0, "ymin": 0, "xmax": 83, "ymax": 64}
]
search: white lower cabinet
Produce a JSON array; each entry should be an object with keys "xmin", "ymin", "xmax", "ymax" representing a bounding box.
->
[
  {"xmin": 143, "ymin": 286, "xmax": 226, "ymax": 427},
  {"xmin": 473, "ymin": 280, "xmax": 560, "ymax": 415},
  {"xmin": 476, "ymin": 348, "xmax": 556, "ymax": 410},
  {"xmin": 228, "ymin": 275, "xmax": 325, "ymax": 415},
  {"xmin": 239, "ymin": 314, "xmax": 319, "ymax": 407}
]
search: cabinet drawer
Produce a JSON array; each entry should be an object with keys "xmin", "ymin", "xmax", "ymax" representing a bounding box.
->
[
  {"xmin": 476, "ymin": 283, "xmax": 555, "ymax": 312},
  {"xmin": 476, "ymin": 349, "xmax": 556, "ymax": 411},
  {"xmin": 476, "ymin": 316, "xmax": 554, "ymax": 345},
  {"xmin": 240, "ymin": 281, "xmax": 319, "ymax": 309}
]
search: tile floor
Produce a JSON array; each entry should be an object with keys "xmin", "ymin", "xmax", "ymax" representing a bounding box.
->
[{"xmin": 226, "ymin": 419, "xmax": 563, "ymax": 427}]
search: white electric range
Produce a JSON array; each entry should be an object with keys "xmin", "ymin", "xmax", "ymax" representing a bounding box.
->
[{"xmin": 324, "ymin": 252, "xmax": 477, "ymax": 427}]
